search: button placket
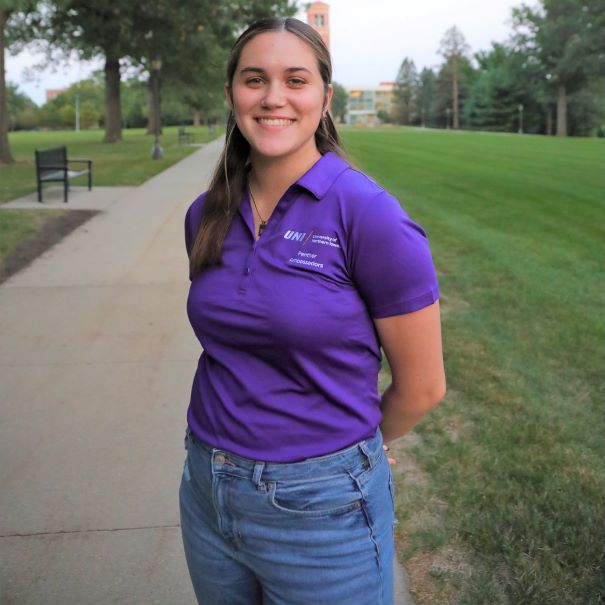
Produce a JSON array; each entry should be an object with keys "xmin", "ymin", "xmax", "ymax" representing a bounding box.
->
[{"xmin": 237, "ymin": 189, "xmax": 301, "ymax": 293}]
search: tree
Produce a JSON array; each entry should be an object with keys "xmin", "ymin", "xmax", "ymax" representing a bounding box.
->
[
  {"xmin": 122, "ymin": 78, "xmax": 149, "ymax": 128},
  {"xmin": 435, "ymin": 53, "xmax": 474, "ymax": 130},
  {"xmin": 417, "ymin": 68, "xmax": 438, "ymax": 127},
  {"xmin": 38, "ymin": 1, "xmax": 146, "ymax": 142},
  {"xmin": 6, "ymin": 83, "xmax": 39, "ymax": 129},
  {"xmin": 0, "ymin": 8, "xmax": 11, "ymax": 162},
  {"xmin": 1, "ymin": 1, "xmax": 40, "ymax": 163},
  {"xmin": 512, "ymin": 0, "xmax": 605, "ymax": 136},
  {"xmin": 79, "ymin": 100, "xmax": 100, "ymax": 129},
  {"xmin": 26, "ymin": 0, "xmax": 296, "ymax": 146},
  {"xmin": 438, "ymin": 26, "xmax": 470, "ymax": 130},
  {"xmin": 331, "ymin": 82, "xmax": 347, "ymax": 123},
  {"xmin": 567, "ymin": 80, "xmax": 605, "ymax": 136},
  {"xmin": 394, "ymin": 58, "xmax": 418, "ymax": 125},
  {"xmin": 467, "ymin": 43, "xmax": 523, "ymax": 132}
]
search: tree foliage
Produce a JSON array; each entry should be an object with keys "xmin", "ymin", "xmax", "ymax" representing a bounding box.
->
[
  {"xmin": 388, "ymin": 7, "xmax": 604, "ymax": 137},
  {"xmin": 438, "ymin": 25, "xmax": 470, "ymax": 129},
  {"xmin": 331, "ymin": 82, "xmax": 347, "ymax": 123},
  {"xmin": 512, "ymin": 0, "xmax": 605, "ymax": 136},
  {"xmin": 394, "ymin": 58, "xmax": 418, "ymax": 125},
  {"xmin": 20, "ymin": 0, "xmax": 297, "ymax": 144},
  {"xmin": 1, "ymin": 1, "xmax": 43, "ymax": 162},
  {"xmin": 416, "ymin": 68, "xmax": 437, "ymax": 128},
  {"xmin": 6, "ymin": 83, "xmax": 39, "ymax": 129}
]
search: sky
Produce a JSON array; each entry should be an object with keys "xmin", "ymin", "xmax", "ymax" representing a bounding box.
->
[{"xmin": 6, "ymin": 0, "xmax": 530, "ymax": 106}]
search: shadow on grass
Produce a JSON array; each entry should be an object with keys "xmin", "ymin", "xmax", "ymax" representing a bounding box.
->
[{"xmin": 0, "ymin": 210, "xmax": 99, "ymax": 285}]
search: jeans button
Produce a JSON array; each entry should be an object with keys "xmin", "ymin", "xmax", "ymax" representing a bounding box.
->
[{"xmin": 215, "ymin": 454, "xmax": 226, "ymax": 465}]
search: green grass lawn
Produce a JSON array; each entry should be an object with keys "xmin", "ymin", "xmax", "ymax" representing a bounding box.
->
[
  {"xmin": 340, "ymin": 127, "xmax": 605, "ymax": 604},
  {"xmin": 0, "ymin": 126, "xmax": 221, "ymax": 266}
]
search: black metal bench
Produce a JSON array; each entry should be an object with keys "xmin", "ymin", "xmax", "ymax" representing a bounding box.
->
[
  {"xmin": 178, "ymin": 127, "xmax": 194, "ymax": 145},
  {"xmin": 35, "ymin": 146, "xmax": 93, "ymax": 203}
]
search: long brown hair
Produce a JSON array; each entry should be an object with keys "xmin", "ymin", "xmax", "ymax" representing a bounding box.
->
[{"xmin": 189, "ymin": 17, "xmax": 347, "ymax": 275}]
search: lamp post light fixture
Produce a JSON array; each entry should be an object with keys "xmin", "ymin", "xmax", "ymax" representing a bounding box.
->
[
  {"xmin": 518, "ymin": 103, "xmax": 524, "ymax": 134},
  {"xmin": 151, "ymin": 57, "xmax": 164, "ymax": 160}
]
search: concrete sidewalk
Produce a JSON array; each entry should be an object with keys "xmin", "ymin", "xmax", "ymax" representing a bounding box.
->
[{"xmin": 0, "ymin": 139, "xmax": 413, "ymax": 604}]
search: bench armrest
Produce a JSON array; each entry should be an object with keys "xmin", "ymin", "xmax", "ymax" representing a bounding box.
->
[
  {"xmin": 37, "ymin": 164, "xmax": 68, "ymax": 170},
  {"xmin": 67, "ymin": 159, "xmax": 92, "ymax": 166}
]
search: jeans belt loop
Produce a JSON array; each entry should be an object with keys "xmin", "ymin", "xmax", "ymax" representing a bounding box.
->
[
  {"xmin": 252, "ymin": 461, "xmax": 266, "ymax": 488},
  {"xmin": 358, "ymin": 438, "xmax": 375, "ymax": 470}
]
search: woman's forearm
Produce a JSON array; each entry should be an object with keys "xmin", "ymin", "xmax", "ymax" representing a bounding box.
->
[{"xmin": 379, "ymin": 382, "xmax": 444, "ymax": 444}]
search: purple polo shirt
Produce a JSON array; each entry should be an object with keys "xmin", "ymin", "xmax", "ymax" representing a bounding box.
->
[{"xmin": 184, "ymin": 151, "xmax": 439, "ymax": 462}]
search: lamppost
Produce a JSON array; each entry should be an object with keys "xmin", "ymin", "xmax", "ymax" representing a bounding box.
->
[
  {"xmin": 75, "ymin": 88, "xmax": 80, "ymax": 132},
  {"xmin": 518, "ymin": 103, "xmax": 524, "ymax": 134},
  {"xmin": 151, "ymin": 57, "xmax": 164, "ymax": 160},
  {"xmin": 446, "ymin": 107, "xmax": 451, "ymax": 130},
  {"xmin": 75, "ymin": 64, "xmax": 81, "ymax": 132}
]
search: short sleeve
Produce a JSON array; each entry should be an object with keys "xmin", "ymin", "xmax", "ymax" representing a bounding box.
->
[{"xmin": 348, "ymin": 191, "xmax": 439, "ymax": 318}]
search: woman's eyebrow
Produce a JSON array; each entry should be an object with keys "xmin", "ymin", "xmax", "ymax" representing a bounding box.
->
[
  {"xmin": 239, "ymin": 67, "xmax": 265, "ymax": 75},
  {"xmin": 239, "ymin": 66, "xmax": 312, "ymax": 75},
  {"xmin": 284, "ymin": 67, "xmax": 312, "ymax": 74}
]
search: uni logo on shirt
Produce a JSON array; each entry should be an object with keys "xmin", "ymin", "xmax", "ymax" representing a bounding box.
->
[{"xmin": 283, "ymin": 230, "xmax": 308, "ymax": 242}]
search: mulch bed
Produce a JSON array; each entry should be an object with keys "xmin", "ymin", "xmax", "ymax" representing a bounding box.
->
[{"xmin": 0, "ymin": 210, "xmax": 100, "ymax": 285}]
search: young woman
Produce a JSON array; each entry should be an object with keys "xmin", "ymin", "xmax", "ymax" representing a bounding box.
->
[{"xmin": 180, "ymin": 17, "xmax": 445, "ymax": 605}]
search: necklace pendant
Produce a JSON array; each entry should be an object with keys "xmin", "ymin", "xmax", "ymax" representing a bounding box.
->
[{"xmin": 258, "ymin": 221, "xmax": 267, "ymax": 237}]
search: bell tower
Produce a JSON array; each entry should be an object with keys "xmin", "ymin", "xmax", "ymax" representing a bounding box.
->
[{"xmin": 306, "ymin": 2, "xmax": 330, "ymax": 50}]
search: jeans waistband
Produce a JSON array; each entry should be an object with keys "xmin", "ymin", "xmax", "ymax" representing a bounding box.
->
[{"xmin": 187, "ymin": 427, "xmax": 385, "ymax": 483}]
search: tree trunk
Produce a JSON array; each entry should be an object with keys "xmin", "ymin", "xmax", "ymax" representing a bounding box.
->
[
  {"xmin": 556, "ymin": 84, "xmax": 567, "ymax": 137},
  {"xmin": 0, "ymin": 9, "xmax": 15, "ymax": 164},
  {"xmin": 193, "ymin": 109, "xmax": 201, "ymax": 128},
  {"xmin": 147, "ymin": 83, "xmax": 154, "ymax": 134},
  {"xmin": 452, "ymin": 56, "xmax": 459, "ymax": 130},
  {"xmin": 147, "ymin": 72, "xmax": 162, "ymax": 135},
  {"xmin": 546, "ymin": 106, "xmax": 553, "ymax": 135},
  {"xmin": 103, "ymin": 56, "xmax": 122, "ymax": 143}
]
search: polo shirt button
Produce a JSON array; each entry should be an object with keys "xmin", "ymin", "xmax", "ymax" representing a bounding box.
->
[
  {"xmin": 215, "ymin": 454, "xmax": 226, "ymax": 465},
  {"xmin": 244, "ymin": 267, "xmax": 251, "ymax": 275}
]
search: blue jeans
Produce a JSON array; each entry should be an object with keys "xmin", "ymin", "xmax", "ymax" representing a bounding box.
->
[{"xmin": 179, "ymin": 425, "xmax": 395, "ymax": 605}]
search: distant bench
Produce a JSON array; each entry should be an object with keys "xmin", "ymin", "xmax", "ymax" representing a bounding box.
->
[
  {"xmin": 178, "ymin": 127, "xmax": 194, "ymax": 145},
  {"xmin": 35, "ymin": 145, "xmax": 93, "ymax": 203}
]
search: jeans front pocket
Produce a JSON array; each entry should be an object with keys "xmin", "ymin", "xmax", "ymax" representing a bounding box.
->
[
  {"xmin": 182, "ymin": 455, "xmax": 191, "ymax": 482},
  {"xmin": 269, "ymin": 473, "xmax": 363, "ymax": 517},
  {"xmin": 388, "ymin": 469, "xmax": 395, "ymax": 513}
]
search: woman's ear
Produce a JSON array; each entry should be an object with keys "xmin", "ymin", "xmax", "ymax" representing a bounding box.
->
[
  {"xmin": 324, "ymin": 84, "xmax": 334, "ymax": 115},
  {"xmin": 224, "ymin": 83, "xmax": 233, "ymax": 111}
]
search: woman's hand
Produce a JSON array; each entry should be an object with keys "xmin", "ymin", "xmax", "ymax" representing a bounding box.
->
[{"xmin": 383, "ymin": 444, "xmax": 396, "ymax": 466}]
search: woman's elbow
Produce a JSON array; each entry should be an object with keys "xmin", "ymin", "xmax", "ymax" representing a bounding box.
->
[
  {"xmin": 419, "ymin": 385, "xmax": 446, "ymax": 415},
  {"xmin": 412, "ymin": 375, "xmax": 447, "ymax": 414},
  {"xmin": 432, "ymin": 375, "xmax": 447, "ymax": 406}
]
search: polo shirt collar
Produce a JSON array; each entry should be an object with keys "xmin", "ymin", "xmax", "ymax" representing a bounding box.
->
[{"xmin": 295, "ymin": 152, "xmax": 350, "ymax": 200}]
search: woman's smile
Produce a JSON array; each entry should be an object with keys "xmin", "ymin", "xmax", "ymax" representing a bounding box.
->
[{"xmin": 255, "ymin": 116, "xmax": 296, "ymax": 129}]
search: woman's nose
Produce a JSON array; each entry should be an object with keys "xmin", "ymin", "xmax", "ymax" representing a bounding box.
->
[{"xmin": 261, "ymin": 82, "xmax": 286, "ymax": 108}]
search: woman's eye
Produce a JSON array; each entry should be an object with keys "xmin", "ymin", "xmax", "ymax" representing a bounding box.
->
[
  {"xmin": 246, "ymin": 77, "xmax": 264, "ymax": 85},
  {"xmin": 288, "ymin": 78, "xmax": 305, "ymax": 87}
]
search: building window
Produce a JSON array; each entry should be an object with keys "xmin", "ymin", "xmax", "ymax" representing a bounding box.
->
[{"xmin": 314, "ymin": 14, "xmax": 324, "ymax": 27}]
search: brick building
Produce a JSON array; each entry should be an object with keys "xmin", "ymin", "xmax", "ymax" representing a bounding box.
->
[{"xmin": 306, "ymin": 1, "xmax": 330, "ymax": 50}]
